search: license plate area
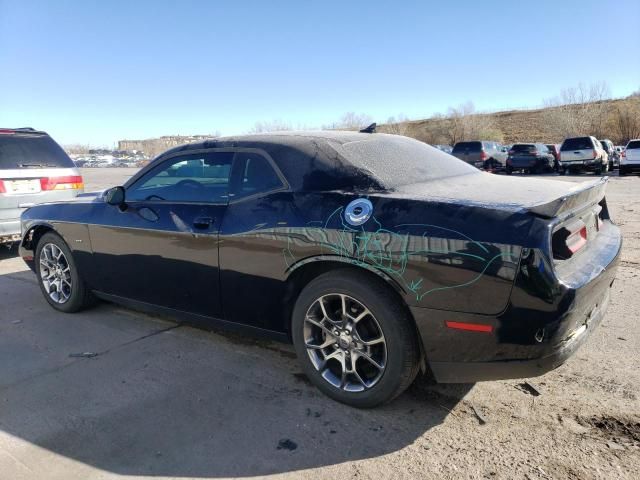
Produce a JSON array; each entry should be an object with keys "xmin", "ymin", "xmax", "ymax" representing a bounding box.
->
[{"xmin": 4, "ymin": 179, "xmax": 41, "ymax": 194}]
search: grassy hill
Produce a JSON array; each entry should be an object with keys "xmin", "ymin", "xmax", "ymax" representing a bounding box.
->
[{"xmin": 386, "ymin": 97, "xmax": 639, "ymax": 146}]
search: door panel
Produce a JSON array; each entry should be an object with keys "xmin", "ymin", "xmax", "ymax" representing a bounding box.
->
[
  {"xmin": 89, "ymin": 202, "xmax": 226, "ymax": 316},
  {"xmin": 88, "ymin": 150, "xmax": 234, "ymax": 318}
]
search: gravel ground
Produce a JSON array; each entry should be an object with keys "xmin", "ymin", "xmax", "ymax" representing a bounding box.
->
[{"xmin": 0, "ymin": 168, "xmax": 638, "ymax": 479}]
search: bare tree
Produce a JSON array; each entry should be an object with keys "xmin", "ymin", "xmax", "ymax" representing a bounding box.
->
[
  {"xmin": 323, "ymin": 112, "xmax": 374, "ymax": 130},
  {"xmin": 247, "ymin": 120, "xmax": 294, "ymax": 134},
  {"xmin": 543, "ymin": 81, "xmax": 611, "ymax": 138},
  {"xmin": 610, "ymin": 97, "xmax": 640, "ymax": 144},
  {"xmin": 442, "ymin": 102, "xmax": 503, "ymax": 145},
  {"xmin": 379, "ymin": 114, "xmax": 410, "ymax": 136}
]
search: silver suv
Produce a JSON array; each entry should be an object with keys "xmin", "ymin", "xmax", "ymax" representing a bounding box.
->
[
  {"xmin": 0, "ymin": 128, "xmax": 83, "ymax": 244},
  {"xmin": 559, "ymin": 136, "xmax": 609, "ymax": 175}
]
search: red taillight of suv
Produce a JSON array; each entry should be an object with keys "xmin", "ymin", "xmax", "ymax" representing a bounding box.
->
[
  {"xmin": 40, "ymin": 175, "xmax": 84, "ymax": 191},
  {"xmin": 592, "ymin": 150, "xmax": 597, "ymax": 159},
  {"xmin": 479, "ymin": 151, "xmax": 487, "ymax": 161},
  {"xmin": 0, "ymin": 180, "xmax": 6, "ymax": 193}
]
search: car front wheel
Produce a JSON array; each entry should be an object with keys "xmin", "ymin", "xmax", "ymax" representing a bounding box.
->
[
  {"xmin": 35, "ymin": 232, "xmax": 94, "ymax": 313},
  {"xmin": 292, "ymin": 269, "xmax": 420, "ymax": 408}
]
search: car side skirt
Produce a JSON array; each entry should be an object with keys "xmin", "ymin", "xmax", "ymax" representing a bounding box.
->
[{"xmin": 92, "ymin": 291, "xmax": 289, "ymax": 343}]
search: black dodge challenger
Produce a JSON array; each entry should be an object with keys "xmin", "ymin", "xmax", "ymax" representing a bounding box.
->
[{"xmin": 19, "ymin": 131, "xmax": 621, "ymax": 407}]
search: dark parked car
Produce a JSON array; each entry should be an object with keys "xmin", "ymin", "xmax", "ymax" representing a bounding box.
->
[
  {"xmin": 506, "ymin": 143, "xmax": 555, "ymax": 174},
  {"xmin": 451, "ymin": 141, "xmax": 506, "ymax": 170},
  {"xmin": 18, "ymin": 132, "xmax": 621, "ymax": 407},
  {"xmin": 546, "ymin": 144, "xmax": 561, "ymax": 169}
]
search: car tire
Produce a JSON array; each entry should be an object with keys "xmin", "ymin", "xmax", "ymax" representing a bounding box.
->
[
  {"xmin": 619, "ymin": 167, "xmax": 626, "ymax": 176},
  {"xmin": 595, "ymin": 162, "xmax": 602, "ymax": 175},
  {"xmin": 291, "ymin": 269, "xmax": 420, "ymax": 408},
  {"xmin": 506, "ymin": 166, "xmax": 513, "ymax": 175},
  {"xmin": 35, "ymin": 232, "xmax": 95, "ymax": 313}
]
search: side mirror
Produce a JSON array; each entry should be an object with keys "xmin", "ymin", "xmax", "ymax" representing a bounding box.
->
[{"xmin": 104, "ymin": 186, "xmax": 126, "ymax": 207}]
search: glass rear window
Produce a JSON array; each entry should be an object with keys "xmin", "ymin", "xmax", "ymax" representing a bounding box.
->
[
  {"xmin": 511, "ymin": 144, "xmax": 536, "ymax": 153},
  {"xmin": 452, "ymin": 141, "xmax": 482, "ymax": 153},
  {"xmin": 0, "ymin": 134, "xmax": 75, "ymax": 169},
  {"xmin": 626, "ymin": 141, "xmax": 640, "ymax": 150},
  {"xmin": 561, "ymin": 137, "xmax": 593, "ymax": 151},
  {"xmin": 338, "ymin": 135, "xmax": 478, "ymax": 188}
]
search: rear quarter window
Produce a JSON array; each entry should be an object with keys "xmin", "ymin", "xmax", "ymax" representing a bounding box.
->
[
  {"xmin": 452, "ymin": 141, "xmax": 482, "ymax": 153},
  {"xmin": 0, "ymin": 134, "xmax": 75, "ymax": 169},
  {"xmin": 511, "ymin": 144, "xmax": 536, "ymax": 152},
  {"xmin": 561, "ymin": 137, "xmax": 594, "ymax": 151},
  {"xmin": 338, "ymin": 135, "xmax": 478, "ymax": 188},
  {"xmin": 626, "ymin": 141, "xmax": 640, "ymax": 150}
]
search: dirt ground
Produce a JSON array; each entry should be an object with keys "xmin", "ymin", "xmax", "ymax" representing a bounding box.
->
[{"xmin": 0, "ymin": 168, "xmax": 638, "ymax": 479}]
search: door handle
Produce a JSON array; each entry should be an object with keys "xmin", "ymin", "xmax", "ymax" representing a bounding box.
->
[{"xmin": 193, "ymin": 216, "xmax": 214, "ymax": 229}]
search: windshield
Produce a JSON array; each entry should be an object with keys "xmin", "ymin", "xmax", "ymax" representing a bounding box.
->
[
  {"xmin": 561, "ymin": 137, "xmax": 593, "ymax": 151},
  {"xmin": 338, "ymin": 135, "xmax": 479, "ymax": 188},
  {"xmin": 452, "ymin": 141, "xmax": 482, "ymax": 153},
  {"xmin": 627, "ymin": 141, "xmax": 640, "ymax": 150},
  {"xmin": 0, "ymin": 134, "xmax": 75, "ymax": 169}
]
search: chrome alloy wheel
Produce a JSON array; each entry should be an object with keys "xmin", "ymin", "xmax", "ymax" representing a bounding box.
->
[
  {"xmin": 304, "ymin": 293, "xmax": 387, "ymax": 392},
  {"xmin": 39, "ymin": 243, "xmax": 72, "ymax": 304}
]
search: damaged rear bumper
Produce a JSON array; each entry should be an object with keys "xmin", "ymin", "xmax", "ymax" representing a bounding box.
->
[
  {"xmin": 426, "ymin": 288, "xmax": 610, "ymax": 382},
  {"xmin": 413, "ymin": 221, "xmax": 621, "ymax": 384}
]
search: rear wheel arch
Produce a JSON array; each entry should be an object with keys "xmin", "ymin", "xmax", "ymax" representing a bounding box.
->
[{"xmin": 283, "ymin": 259, "xmax": 427, "ymax": 366}]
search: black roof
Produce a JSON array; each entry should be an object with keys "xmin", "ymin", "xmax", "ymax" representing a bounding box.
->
[{"xmin": 151, "ymin": 131, "xmax": 477, "ymax": 193}]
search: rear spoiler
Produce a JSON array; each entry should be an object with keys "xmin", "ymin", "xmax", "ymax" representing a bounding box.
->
[{"xmin": 528, "ymin": 177, "xmax": 608, "ymax": 219}]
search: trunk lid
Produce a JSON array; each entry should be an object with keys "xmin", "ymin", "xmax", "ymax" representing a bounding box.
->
[{"xmin": 394, "ymin": 172, "xmax": 607, "ymax": 219}]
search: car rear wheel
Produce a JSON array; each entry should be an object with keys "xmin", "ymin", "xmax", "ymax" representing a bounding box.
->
[
  {"xmin": 291, "ymin": 269, "xmax": 420, "ymax": 408},
  {"xmin": 35, "ymin": 232, "xmax": 94, "ymax": 313}
]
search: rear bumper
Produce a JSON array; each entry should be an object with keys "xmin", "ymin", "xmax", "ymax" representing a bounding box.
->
[
  {"xmin": 0, "ymin": 219, "xmax": 21, "ymax": 243},
  {"xmin": 561, "ymin": 160, "xmax": 603, "ymax": 171},
  {"xmin": 620, "ymin": 162, "xmax": 640, "ymax": 172},
  {"xmin": 427, "ymin": 288, "xmax": 609, "ymax": 382},
  {"xmin": 413, "ymin": 221, "xmax": 622, "ymax": 383}
]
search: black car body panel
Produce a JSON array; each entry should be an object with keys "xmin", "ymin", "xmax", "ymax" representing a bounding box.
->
[{"xmin": 19, "ymin": 132, "xmax": 621, "ymax": 382}]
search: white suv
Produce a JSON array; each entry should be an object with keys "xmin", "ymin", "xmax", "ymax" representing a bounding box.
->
[
  {"xmin": 559, "ymin": 136, "xmax": 609, "ymax": 175},
  {"xmin": 620, "ymin": 139, "xmax": 640, "ymax": 176}
]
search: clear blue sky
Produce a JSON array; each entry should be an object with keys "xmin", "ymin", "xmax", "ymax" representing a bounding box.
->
[{"xmin": 1, "ymin": 0, "xmax": 638, "ymax": 146}]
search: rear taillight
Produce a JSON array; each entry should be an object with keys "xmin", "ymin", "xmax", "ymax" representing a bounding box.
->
[
  {"xmin": 479, "ymin": 151, "xmax": 487, "ymax": 161},
  {"xmin": 592, "ymin": 150, "xmax": 597, "ymax": 159},
  {"xmin": 622, "ymin": 150, "xmax": 626, "ymax": 158},
  {"xmin": 40, "ymin": 175, "xmax": 84, "ymax": 191},
  {"xmin": 0, "ymin": 180, "xmax": 5, "ymax": 193},
  {"xmin": 567, "ymin": 226, "xmax": 588, "ymax": 253},
  {"xmin": 0, "ymin": 129, "xmax": 15, "ymax": 135},
  {"xmin": 552, "ymin": 220, "xmax": 588, "ymax": 259}
]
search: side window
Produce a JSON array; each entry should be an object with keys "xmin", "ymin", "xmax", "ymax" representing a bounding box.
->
[
  {"xmin": 232, "ymin": 152, "xmax": 284, "ymax": 200},
  {"xmin": 127, "ymin": 151, "xmax": 234, "ymax": 203}
]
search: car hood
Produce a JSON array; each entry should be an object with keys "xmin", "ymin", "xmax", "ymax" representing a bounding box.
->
[{"xmin": 391, "ymin": 172, "xmax": 607, "ymax": 218}]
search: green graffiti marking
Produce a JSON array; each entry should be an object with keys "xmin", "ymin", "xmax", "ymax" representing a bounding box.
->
[{"xmin": 280, "ymin": 206, "xmax": 517, "ymax": 302}]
